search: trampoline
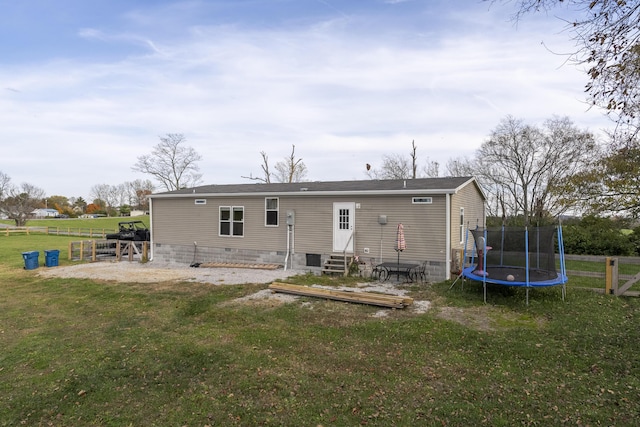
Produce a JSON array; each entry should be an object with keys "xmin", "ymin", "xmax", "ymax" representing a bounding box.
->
[{"xmin": 459, "ymin": 225, "xmax": 568, "ymax": 304}]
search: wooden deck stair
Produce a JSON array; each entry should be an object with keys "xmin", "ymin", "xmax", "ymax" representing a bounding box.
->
[{"xmin": 321, "ymin": 254, "xmax": 353, "ymax": 275}]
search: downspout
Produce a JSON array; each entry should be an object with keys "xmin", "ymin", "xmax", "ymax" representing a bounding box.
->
[
  {"xmin": 284, "ymin": 224, "xmax": 291, "ymax": 271},
  {"xmin": 148, "ymin": 198, "xmax": 153, "ymax": 261},
  {"xmin": 445, "ymin": 193, "xmax": 451, "ymax": 280}
]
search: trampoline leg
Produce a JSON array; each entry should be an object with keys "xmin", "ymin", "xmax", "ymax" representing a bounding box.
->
[
  {"xmin": 526, "ymin": 288, "xmax": 529, "ymax": 306},
  {"xmin": 449, "ymin": 272, "xmax": 464, "ymax": 290},
  {"xmin": 483, "ymin": 283, "xmax": 487, "ymax": 303}
]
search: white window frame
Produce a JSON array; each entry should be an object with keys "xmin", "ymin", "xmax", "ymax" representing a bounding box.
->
[
  {"xmin": 265, "ymin": 197, "xmax": 279, "ymax": 227},
  {"xmin": 219, "ymin": 206, "xmax": 244, "ymax": 237},
  {"xmin": 412, "ymin": 196, "xmax": 433, "ymax": 204},
  {"xmin": 194, "ymin": 199, "xmax": 207, "ymax": 205}
]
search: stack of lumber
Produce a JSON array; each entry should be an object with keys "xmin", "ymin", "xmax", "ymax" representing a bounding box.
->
[
  {"xmin": 268, "ymin": 282, "xmax": 413, "ymax": 309},
  {"xmin": 199, "ymin": 262, "xmax": 282, "ymax": 270}
]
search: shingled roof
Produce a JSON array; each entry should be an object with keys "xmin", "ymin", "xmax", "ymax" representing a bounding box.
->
[{"xmin": 150, "ymin": 176, "xmax": 483, "ymax": 199}]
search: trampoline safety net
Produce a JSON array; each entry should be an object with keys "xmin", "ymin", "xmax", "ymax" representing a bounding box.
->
[{"xmin": 470, "ymin": 226, "xmax": 558, "ymax": 283}]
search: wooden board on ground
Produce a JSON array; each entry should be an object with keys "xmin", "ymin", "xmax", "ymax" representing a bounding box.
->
[
  {"xmin": 269, "ymin": 282, "xmax": 413, "ymax": 309},
  {"xmin": 199, "ymin": 262, "xmax": 282, "ymax": 270}
]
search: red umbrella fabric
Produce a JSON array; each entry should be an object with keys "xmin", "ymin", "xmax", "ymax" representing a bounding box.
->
[{"xmin": 396, "ymin": 223, "xmax": 406, "ymax": 251}]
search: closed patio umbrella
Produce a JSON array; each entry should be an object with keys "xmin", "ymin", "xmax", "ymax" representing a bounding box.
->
[
  {"xmin": 395, "ymin": 223, "xmax": 406, "ymax": 279},
  {"xmin": 395, "ymin": 223, "xmax": 407, "ymax": 280}
]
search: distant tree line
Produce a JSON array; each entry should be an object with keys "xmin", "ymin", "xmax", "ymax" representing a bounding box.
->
[{"xmin": 561, "ymin": 215, "xmax": 640, "ymax": 257}]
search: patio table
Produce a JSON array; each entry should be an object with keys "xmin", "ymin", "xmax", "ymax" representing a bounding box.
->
[{"xmin": 375, "ymin": 261, "xmax": 420, "ymax": 282}]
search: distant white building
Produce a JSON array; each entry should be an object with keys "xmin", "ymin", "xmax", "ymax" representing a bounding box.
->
[{"xmin": 31, "ymin": 208, "xmax": 60, "ymax": 218}]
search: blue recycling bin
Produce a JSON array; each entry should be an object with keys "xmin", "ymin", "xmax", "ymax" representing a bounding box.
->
[
  {"xmin": 22, "ymin": 251, "xmax": 39, "ymax": 270},
  {"xmin": 44, "ymin": 249, "xmax": 60, "ymax": 267}
]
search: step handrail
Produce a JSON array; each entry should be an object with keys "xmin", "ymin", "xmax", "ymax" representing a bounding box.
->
[{"xmin": 342, "ymin": 231, "xmax": 355, "ymax": 275}]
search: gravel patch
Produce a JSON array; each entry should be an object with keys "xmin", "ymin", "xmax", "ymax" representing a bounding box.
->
[
  {"xmin": 38, "ymin": 260, "xmax": 307, "ymax": 285},
  {"xmin": 38, "ymin": 260, "xmax": 432, "ymax": 315}
]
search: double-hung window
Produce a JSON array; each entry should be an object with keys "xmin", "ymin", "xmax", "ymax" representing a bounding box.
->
[
  {"xmin": 220, "ymin": 206, "xmax": 244, "ymax": 237},
  {"xmin": 265, "ymin": 197, "xmax": 278, "ymax": 226}
]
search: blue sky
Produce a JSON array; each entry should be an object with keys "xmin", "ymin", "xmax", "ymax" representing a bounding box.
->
[{"xmin": 1, "ymin": 0, "xmax": 611, "ymax": 199}]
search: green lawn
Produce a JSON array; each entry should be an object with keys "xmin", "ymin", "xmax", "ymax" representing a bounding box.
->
[{"xmin": 1, "ymin": 235, "xmax": 639, "ymax": 426}]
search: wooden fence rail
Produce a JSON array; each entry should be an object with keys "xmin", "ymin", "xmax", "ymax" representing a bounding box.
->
[
  {"xmin": 2, "ymin": 226, "xmax": 114, "ymax": 238},
  {"xmin": 46, "ymin": 227, "xmax": 112, "ymax": 238},
  {"xmin": 2, "ymin": 226, "xmax": 47, "ymax": 236},
  {"xmin": 451, "ymin": 250, "xmax": 640, "ymax": 297}
]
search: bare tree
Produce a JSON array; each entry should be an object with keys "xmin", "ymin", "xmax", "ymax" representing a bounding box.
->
[
  {"xmin": 242, "ymin": 151, "xmax": 272, "ymax": 183},
  {"xmin": 421, "ymin": 160, "xmax": 440, "ymax": 178},
  {"xmin": 132, "ymin": 134, "xmax": 203, "ymax": 191},
  {"xmin": 90, "ymin": 184, "xmax": 111, "ymax": 215},
  {"xmin": 273, "ymin": 145, "xmax": 308, "ymax": 183},
  {"xmin": 244, "ymin": 145, "xmax": 307, "ymax": 183},
  {"xmin": 0, "ymin": 171, "xmax": 10, "ymax": 200},
  {"xmin": 410, "ymin": 140, "xmax": 418, "ymax": 179},
  {"xmin": 368, "ymin": 153, "xmax": 413, "ymax": 179},
  {"xmin": 475, "ymin": 115, "xmax": 597, "ymax": 224},
  {"xmin": 368, "ymin": 141, "xmax": 440, "ymax": 179},
  {"xmin": 90, "ymin": 184, "xmax": 125, "ymax": 216},
  {"xmin": 445, "ymin": 156, "xmax": 475, "ymax": 177},
  {"xmin": 0, "ymin": 177, "xmax": 46, "ymax": 226},
  {"xmin": 125, "ymin": 179, "xmax": 155, "ymax": 210}
]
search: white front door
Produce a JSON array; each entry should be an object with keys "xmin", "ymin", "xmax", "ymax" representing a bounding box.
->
[{"xmin": 333, "ymin": 202, "xmax": 355, "ymax": 253}]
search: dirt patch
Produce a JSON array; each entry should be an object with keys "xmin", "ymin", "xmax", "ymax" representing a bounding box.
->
[
  {"xmin": 436, "ymin": 306, "xmax": 496, "ymax": 332},
  {"xmin": 436, "ymin": 305, "xmax": 545, "ymax": 332},
  {"xmin": 39, "ymin": 261, "xmax": 434, "ymax": 315}
]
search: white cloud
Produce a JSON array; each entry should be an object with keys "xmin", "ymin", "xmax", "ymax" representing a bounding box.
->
[{"xmin": 0, "ymin": 2, "xmax": 612, "ymax": 198}]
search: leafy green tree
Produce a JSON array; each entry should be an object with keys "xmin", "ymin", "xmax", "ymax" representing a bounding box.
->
[
  {"xmin": 562, "ymin": 215, "xmax": 635, "ymax": 256},
  {"xmin": 561, "ymin": 138, "xmax": 640, "ymax": 216},
  {"xmin": 627, "ymin": 225, "xmax": 640, "ymax": 256},
  {"xmin": 72, "ymin": 196, "xmax": 87, "ymax": 213},
  {"xmin": 119, "ymin": 204, "xmax": 132, "ymax": 216}
]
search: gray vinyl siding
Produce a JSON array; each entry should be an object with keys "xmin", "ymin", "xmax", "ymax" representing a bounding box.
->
[
  {"xmin": 150, "ymin": 178, "xmax": 485, "ymax": 278},
  {"xmin": 152, "ymin": 197, "xmax": 288, "ymax": 250},
  {"xmin": 152, "ymin": 193, "xmax": 449, "ymax": 264},
  {"xmin": 277, "ymin": 194, "xmax": 447, "ymax": 263},
  {"xmin": 450, "ymin": 183, "xmax": 485, "ymax": 251},
  {"xmin": 280, "ymin": 195, "xmax": 333, "ymax": 254},
  {"xmin": 352, "ymin": 194, "xmax": 447, "ymax": 264}
]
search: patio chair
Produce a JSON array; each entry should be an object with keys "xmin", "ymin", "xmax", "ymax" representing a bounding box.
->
[
  {"xmin": 410, "ymin": 261, "xmax": 428, "ymax": 283},
  {"xmin": 369, "ymin": 258, "xmax": 387, "ymax": 282}
]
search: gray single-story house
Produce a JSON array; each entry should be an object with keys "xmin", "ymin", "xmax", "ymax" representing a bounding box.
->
[{"xmin": 148, "ymin": 176, "xmax": 486, "ymax": 281}]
